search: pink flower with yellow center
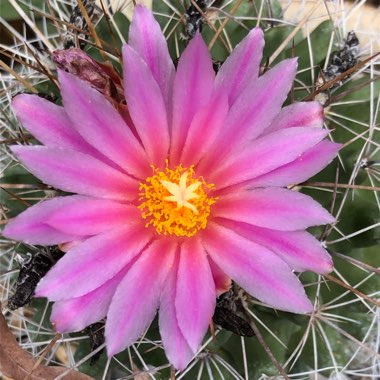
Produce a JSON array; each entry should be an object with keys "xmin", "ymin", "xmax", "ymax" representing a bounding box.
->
[{"xmin": 3, "ymin": 6, "xmax": 340, "ymax": 370}]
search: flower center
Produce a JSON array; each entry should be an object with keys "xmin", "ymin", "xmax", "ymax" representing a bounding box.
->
[{"xmin": 138, "ymin": 164, "xmax": 217, "ymax": 237}]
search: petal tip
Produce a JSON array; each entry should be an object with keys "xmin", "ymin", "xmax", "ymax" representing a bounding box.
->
[
  {"xmin": 57, "ymin": 68, "xmax": 80, "ymax": 89},
  {"xmin": 105, "ymin": 340, "xmax": 122, "ymax": 358},
  {"xmin": 2, "ymin": 221, "xmax": 28, "ymax": 243},
  {"xmin": 105, "ymin": 324, "xmax": 127, "ymax": 358},
  {"xmin": 121, "ymin": 42, "xmax": 128, "ymax": 54},
  {"xmin": 289, "ymin": 57, "xmax": 299, "ymax": 71},
  {"xmin": 189, "ymin": 32, "xmax": 208, "ymax": 51},
  {"xmin": 302, "ymin": 301, "xmax": 314, "ymax": 314},
  {"xmin": 9, "ymin": 144, "xmax": 23, "ymax": 155},
  {"xmin": 321, "ymin": 259, "xmax": 334, "ymax": 274},
  {"xmin": 324, "ymin": 212, "xmax": 336, "ymax": 225},
  {"xmin": 121, "ymin": 43, "xmax": 135, "ymax": 61},
  {"xmin": 35, "ymin": 275, "xmax": 56, "ymax": 298},
  {"xmin": 11, "ymin": 93, "xmax": 30, "ymax": 112},
  {"xmin": 34, "ymin": 283, "xmax": 46, "ymax": 298},
  {"xmin": 172, "ymin": 356, "xmax": 193, "ymax": 372},
  {"xmin": 288, "ymin": 296, "xmax": 314, "ymax": 314},
  {"xmin": 278, "ymin": 57, "xmax": 298, "ymax": 74},
  {"xmin": 50, "ymin": 313, "xmax": 71, "ymax": 334},
  {"xmin": 331, "ymin": 142, "xmax": 343, "ymax": 153},
  {"xmin": 2, "ymin": 221, "xmax": 15, "ymax": 239},
  {"xmin": 57, "ymin": 69, "xmax": 77, "ymax": 93},
  {"xmin": 133, "ymin": 3, "xmax": 150, "ymax": 17},
  {"xmin": 57, "ymin": 67, "xmax": 69, "ymax": 81},
  {"xmin": 251, "ymin": 26, "xmax": 264, "ymax": 40},
  {"xmin": 9, "ymin": 145, "xmax": 35, "ymax": 165}
]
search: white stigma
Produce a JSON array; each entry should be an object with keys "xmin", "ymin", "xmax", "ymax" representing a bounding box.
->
[{"xmin": 160, "ymin": 172, "xmax": 201, "ymax": 214}]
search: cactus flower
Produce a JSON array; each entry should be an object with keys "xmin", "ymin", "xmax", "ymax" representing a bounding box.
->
[{"xmin": 3, "ymin": 6, "xmax": 340, "ymax": 370}]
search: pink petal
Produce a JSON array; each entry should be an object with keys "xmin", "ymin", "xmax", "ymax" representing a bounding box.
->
[
  {"xmin": 249, "ymin": 141, "xmax": 341, "ymax": 187},
  {"xmin": 159, "ymin": 256, "xmax": 194, "ymax": 370},
  {"xmin": 106, "ymin": 239, "xmax": 177, "ymax": 357},
  {"xmin": 175, "ymin": 239, "xmax": 215, "ymax": 352},
  {"xmin": 59, "ymin": 70, "xmax": 149, "ymax": 178},
  {"xmin": 51, "ymin": 264, "xmax": 131, "ymax": 333},
  {"xmin": 208, "ymin": 257, "xmax": 231, "ymax": 296},
  {"xmin": 12, "ymin": 94, "xmax": 97, "ymax": 155},
  {"xmin": 214, "ymin": 188, "xmax": 334, "ymax": 231},
  {"xmin": 35, "ymin": 224, "xmax": 152, "ymax": 300},
  {"xmin": 264, "ymin": 101, "xmax": 324, "ymax": 135},
  {"xmin": 12, "ymin": 95, "xmax": 123, "ymax": 171},
  {"xmin": 201, "ymin": 59, "xmax": 297, "ymax": 172},
  {"xmin": 11, "ymin": 146, "xmax": 138, "ymax": 200},
  {"xmin": 215, "ymin": 27, "xmax": 264, "ymax": 105},
  {"xmin": 180, "ymin": 91, "xmax": 229, "ymax": 167},
  {"xmin": 129, "ymin": 5, "xmax": 175, "ymax": 112},
  {"xmin": 207, "ymin": 127, "xmax": 329, "ymax": 189},
  {"xmin": 122, "ymin": 44, "xmax": 169, "ymax": 166},
  {"xmin": 201, "ymin": 223, "xmax": 313, "ymax": 313},
  {"xmin": 170, "ymin": 34, "xmax": 215, "ymax": 164},
  {"xmin": 3, "ymin": 194, "xmax": 134, "ymax": 241},
  {"xmin": 3, "ymin": 198, "xmax": 80, "ymax": 245},
  {"xmin": 219, "ymin": 219, "xmax": 333, "ymax": 273},
  {"xmin": 46, "ymin": 196, "xmax": 139, "ymax": 236}
]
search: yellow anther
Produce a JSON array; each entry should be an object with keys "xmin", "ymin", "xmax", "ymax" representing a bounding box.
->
[{"xmin": 138, "ymin": 163, "xmax": 217, "ymax": 237}]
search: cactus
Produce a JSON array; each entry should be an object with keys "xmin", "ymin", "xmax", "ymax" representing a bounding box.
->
[{"xmin": 0, "ymin": 1, "xmax": 379, "ymax": 379}]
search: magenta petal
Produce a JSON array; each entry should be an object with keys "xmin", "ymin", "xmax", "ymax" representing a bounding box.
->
[
  {"xmin": 202, "ymin": 58, "xmax": 297, "ymax": 171},
  {"xmin": 12, "ymin": 94, "xmax": 73, "ymax": 149},
  {"xmin": 249, "ymin": 141, "xmax": 341, "ymax": 187},
  {"xmin": 264, "ymin": 101, "xmax": 324, "ymax": 135},
  {"xmin": 12, "ymin": 95, "xmax": 121, "ymax": 170},
  {"xmin": 4, "ymin": 195, "xmax": 136, "ymax": 245},
  {"xmin": 159, "ymin": 256, "xmax": 194, "ymax": 370},
  {"xmin": 176, "ymin": 239, "xmax": 215, "ymax": 352},
  {"xmin": 202, "ymin": 223, "xmax": 313, "ymax": 313},
  {"xmin": 59, "ymin": 70, "xmax": 149, "ymax": 178},
  {"xmin": 215, "ymin": 188, "xmax": 334, "ymax": 231},
  {"xmin": 106, "ymin": 239, "xmax": 176, "ymax": 357},
  {"xmin": 12, "ymin": 94, "xmax": 100, "ymax": 156},
  {"xmin": 170, "ymin": 34, "xmax": 215, "ymax": 164},
  {"xmin": 129, "ymin": 5, "xmax": 175, "ymax": 112},
  {"xmin": 123, "ymin": 44, "xmax": 169, "ymax": 165},
  {"xmin": 208, "ymin": 257, "xmax": 231, "ymax": 296},
  {"xmin": 11, "ymin": 146, "xmax": 138, "ymax": 200},
  {"xmin": 3, "ymin": 198, "xmax": 80, "ymax": 245},
  {"xmin": 51, "ymin": 264, "xmax": 131, "ymax": 333},
  {"xmin": 46, "ymin": 196, "xmax": 139, "ymax": 236},
  {"xmin": 35, "ymin": 225, "xmax": 151, "ymax": 300},
  {"xmin": 209, "ymin": 127, "xmax": 329, "ymax": 189},
  {"xmin": 215, "ymin": 28, "xmax": 264, "ymax": 105},
  {"xmin": 219, "ymin": 219, "xmax": 333, "ymax": 273},
  {"xmin": 180, "ymin": 91, "xmax": 229, "ymax": 167}
]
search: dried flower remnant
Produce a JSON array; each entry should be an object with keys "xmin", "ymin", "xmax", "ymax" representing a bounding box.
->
[
  {"xmin": 53, "ymin": 48, "xmax": 123, "ymax": 100},
  {"xmin": 184, "ymin": 0, "xmax": 209, "ymax": 39},
  {"xmin": 7, "ymin": 247, "xmax": 64, "ymax": 310},
  {"xmin": 3, "ymin": 5, "xmax": 340, "ymax": 370},
  {"xmin": 213, "ymin": 282, "xmax": 255, "ymax": 337},
  {"xmin": 63, "ymin": 0, "xmax": 100, "ymax": 49},
  {"xmin": 85, "ymin": 321, "xmax": 106, "ymax": 365},
  {"xmin": 316, "ymin": 31, "xmax": 360, "ymax": 105},
  {"xmin": 360, "ymin": 158, "xmax": 380, "ymax": 169},
  {"xmin": 324, "ymin": 31, "xmax": 360, "ymax": 84}
]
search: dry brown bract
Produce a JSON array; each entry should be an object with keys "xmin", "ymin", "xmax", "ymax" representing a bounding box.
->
[{"xmin": 0, "ymin": 302, "xmax": 93, "ymax": 380}]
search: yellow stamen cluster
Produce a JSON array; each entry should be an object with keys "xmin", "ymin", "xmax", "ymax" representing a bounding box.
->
[{"xmin": 138, "ymin": 164, "xmax": 217, "ymax": 237}]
